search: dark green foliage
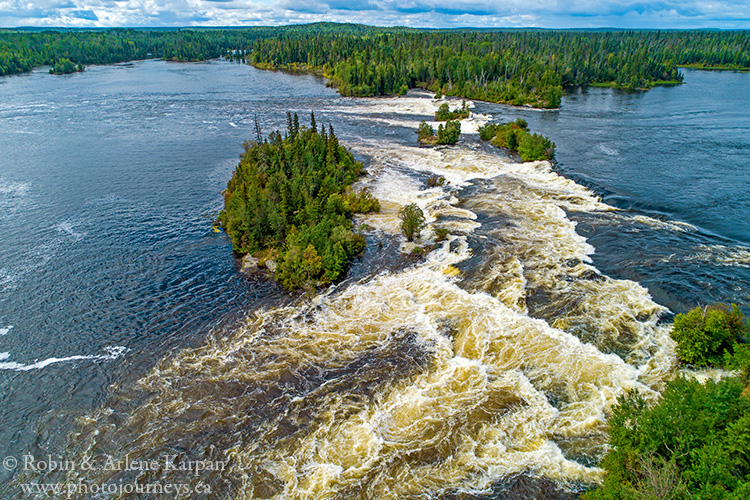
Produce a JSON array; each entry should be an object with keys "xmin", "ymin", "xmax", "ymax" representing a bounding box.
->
[
  {"xmin": 399, "ymin": 204, "xmax": 425, "ymax": 241},
  {"xmin": 345, "ymin": 189, "xmax": 381, "ymax": 213},
  {"xmin": 435, "ymin": 101, "xmax": 469, "ymax": 121},
  {"xmin": 219, "ymin": 114, "xmax": 376, "ymax": 291},
  {"xmin": 671, "ymin": 304, "xmax": 748, "ymax": 367},
  {"xmin": 49, "ymin": 57, "xmax": 84, "ymax": 74},
  {"xmin": 582, "ymin": 375, "xmax": 750, "ymax": 500},
  {"xmin": 247, "ymin": 28, "xmax": 750, "ymax": 108},
  {"xmin": 416, "ymin": 118, "xmax": 459, "ymax": 146},
  {"xmin": 518, "ymin": 133, "xmax": 555, "ymax": 162},
  {"xmin": 480, "ymin": 119, "xmax": 555, "ymax": 161},
  {"xmin": 436, "ymin": 120, "xmax": 461, "ymax": 145},
  {"xmin": 479, "ymin": 118, "xmax": 527, "ymax": 140},
  {"xmin": 416, "ymin": 121, "xmax": 435, "ymax": 144},
  {"xmin": 2, "ymin": 27, "xmax": 750, "ymax": 106}
]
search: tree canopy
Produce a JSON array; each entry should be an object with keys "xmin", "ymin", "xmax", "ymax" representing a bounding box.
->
[
  {"xmin": 3, "ymin": 26, "xmax": 750, "ymax": 110},
  {"xmin": 219, "ymin": 113, "xmax": 379, "ymax": 291}
]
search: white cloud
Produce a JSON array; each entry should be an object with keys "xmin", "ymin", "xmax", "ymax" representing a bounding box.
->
[{"xmin": 1, "ymin": 0, "xmax": 750, "ymax": 27}]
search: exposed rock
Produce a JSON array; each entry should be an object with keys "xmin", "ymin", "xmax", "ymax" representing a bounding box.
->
[
  {"xmin": 265, "ymin": 259, "xmax": 277, "ymax": 273},
  {"xmin": 241, "ymin": 254, "xmax": 259, "ymax": 272}
]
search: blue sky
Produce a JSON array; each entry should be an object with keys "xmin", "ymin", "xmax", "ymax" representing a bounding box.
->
[{"xmin": 2, "ymin": 0, "xmax": 750, "ymax": 28}]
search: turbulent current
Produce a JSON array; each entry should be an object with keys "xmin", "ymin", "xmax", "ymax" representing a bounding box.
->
[
  {"xmin": 18, "ymin": 96, "xmax": 678, "ymax": 499},
  {"xmin": 2, "ymin": 62, "xmax": 749, "ymax": 499}
]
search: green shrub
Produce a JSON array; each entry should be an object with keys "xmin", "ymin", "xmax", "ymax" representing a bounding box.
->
[
  {"xmin": 50, "ymin": 57, "xmax": 84, "ymax": 74},
  {"xmin": 416, "ymin": 120, "xmax": 435, "ymax": 143},
  {"xmin": 671, "ymin": 304, "xmax": 748, "ymax": 367},
  {"xmin": 345, "ymin": 189, "xmax": 380, "ymax": 213},
  {"xmin": 400, "ymin": 204, "xmax": 425, "ymax": 241},
  {"xmin": 518, "ymin": 132, "xmax": 555, "ymax": 162},
  {"xmin": 583, "ymin": 375, "xmax": 750, "ymax": 500},
  {"xmin": 480, "ymin": 118, "xmax": 554, "ymax": 161},
  {"xmin": 435, "ymin": 100, "xmax": 469, "ymax": 121},
  {"xmin": 436, "ymin": 120, "xmax": 461, "ymax": 145}
]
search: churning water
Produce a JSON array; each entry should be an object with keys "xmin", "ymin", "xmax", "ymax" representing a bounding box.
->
[{"xmin": 0, "ymin": 60, "xmax": 748, "ymax": 498}]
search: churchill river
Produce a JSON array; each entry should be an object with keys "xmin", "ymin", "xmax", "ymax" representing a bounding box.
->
[{"xmin": 1, "ymin": 59, "xmax": 749, "ymax": 498}]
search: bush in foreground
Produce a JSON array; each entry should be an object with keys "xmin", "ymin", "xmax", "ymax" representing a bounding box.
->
[
  {"xmin": 582, "ymin": 375, "xmax": 750, "ymax": 500},
  {"xmin": 671, "ymin": 304, "xmax": 748, "ymax": 367}
]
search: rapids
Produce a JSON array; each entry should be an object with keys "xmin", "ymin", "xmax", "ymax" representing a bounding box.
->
[{"xmin": 24, "ymin": 96, "xmax": 680, "ymax": 499}]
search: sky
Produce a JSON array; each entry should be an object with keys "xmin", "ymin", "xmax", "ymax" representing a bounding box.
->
[{"xmin": 1, "ymin": 0, "xmax": 750, "ymax": 29}]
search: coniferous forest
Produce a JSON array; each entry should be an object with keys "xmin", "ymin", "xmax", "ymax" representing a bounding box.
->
[{"xmin": 2, "ymin": 25, "xmax": 750, "ymax": 107}]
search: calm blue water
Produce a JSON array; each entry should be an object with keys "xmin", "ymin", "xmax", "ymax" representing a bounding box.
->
[{"xmin": 0, "ymin": 60, "xmax": 748, "ymax": 489}]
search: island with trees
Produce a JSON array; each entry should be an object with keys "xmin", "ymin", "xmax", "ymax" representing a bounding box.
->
[
  {"xmin": 219, "ymin": 112, "xmax": 379, "ymax": 292},
  {"xmin": 416, "ymin": 119, "xmax": 461, "ymax": 146},
  {"xmin": 479, "ymin": 118, "xmax": 556, "ymax": 161},
  {"xmin": 435, "ymin": 101, "xmax": 470, "ymax": 121},
  {"xmin": 5, "ymin": 23, "xmax": 749, "ymax": 499}
]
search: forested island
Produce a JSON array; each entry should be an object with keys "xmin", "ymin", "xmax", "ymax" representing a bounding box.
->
[
  {"xmin": 2, "ymin": 25, "xmax": 750, "ymax": 108},
  {"xmin": 219, "ymin": 113, "xmax": 379, "ymax": 292},
  {"xmin": 479, "ymin": 118, "xmax": 556, "ymax": 161}
]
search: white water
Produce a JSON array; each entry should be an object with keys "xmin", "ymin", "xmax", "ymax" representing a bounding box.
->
[
  {"xmin": 57, "ymin": 95, "xmax": 676, "ymax": 499},
  {"xmin": 0, "ymin": 346, "xmax": 127, "ymax": 372}
]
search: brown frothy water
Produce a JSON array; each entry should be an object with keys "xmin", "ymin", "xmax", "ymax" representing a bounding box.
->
[{"xmin": 15, "ymin": 96, "xmax": 678, "ymax": 499}]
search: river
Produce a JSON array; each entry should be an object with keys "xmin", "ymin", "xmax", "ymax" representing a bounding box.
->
[{"xmin": 0, "ymin": 59, "xmax": 748, "ymax": 498}]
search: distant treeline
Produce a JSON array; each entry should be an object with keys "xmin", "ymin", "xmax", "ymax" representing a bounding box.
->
[
  {"xmin": 248, "ymin": 29, "xmax": 750, "ymax": 107},
  {"xmin": 0, "ymin": 24, "xmax": 408, "ymax": 76},
  {"xmin": 2, "ymin": 24, "xmax": 749, "ymax": 108}
]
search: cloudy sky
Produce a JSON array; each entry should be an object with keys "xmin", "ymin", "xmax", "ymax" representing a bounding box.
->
[{"xmin": 1, "ymin": 0, "xmax": 750, "ymax": 29}]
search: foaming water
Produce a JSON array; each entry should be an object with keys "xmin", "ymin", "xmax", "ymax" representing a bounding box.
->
[
  {"xmin": 31, "ymin": 94, "xmax": 679, "ymax": 500},
  {"xmin": 0, "ymin": 346, "xmax": 127, "ymax": 372},
  {"xmin": 4, "ymin": 62, "xmax": 748, "ymax": 498}
]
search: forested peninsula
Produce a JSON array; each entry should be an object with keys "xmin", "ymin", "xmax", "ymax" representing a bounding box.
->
[{"xmin": 2, "ymin": 25, "xmax": 750, "ymax": 107}]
